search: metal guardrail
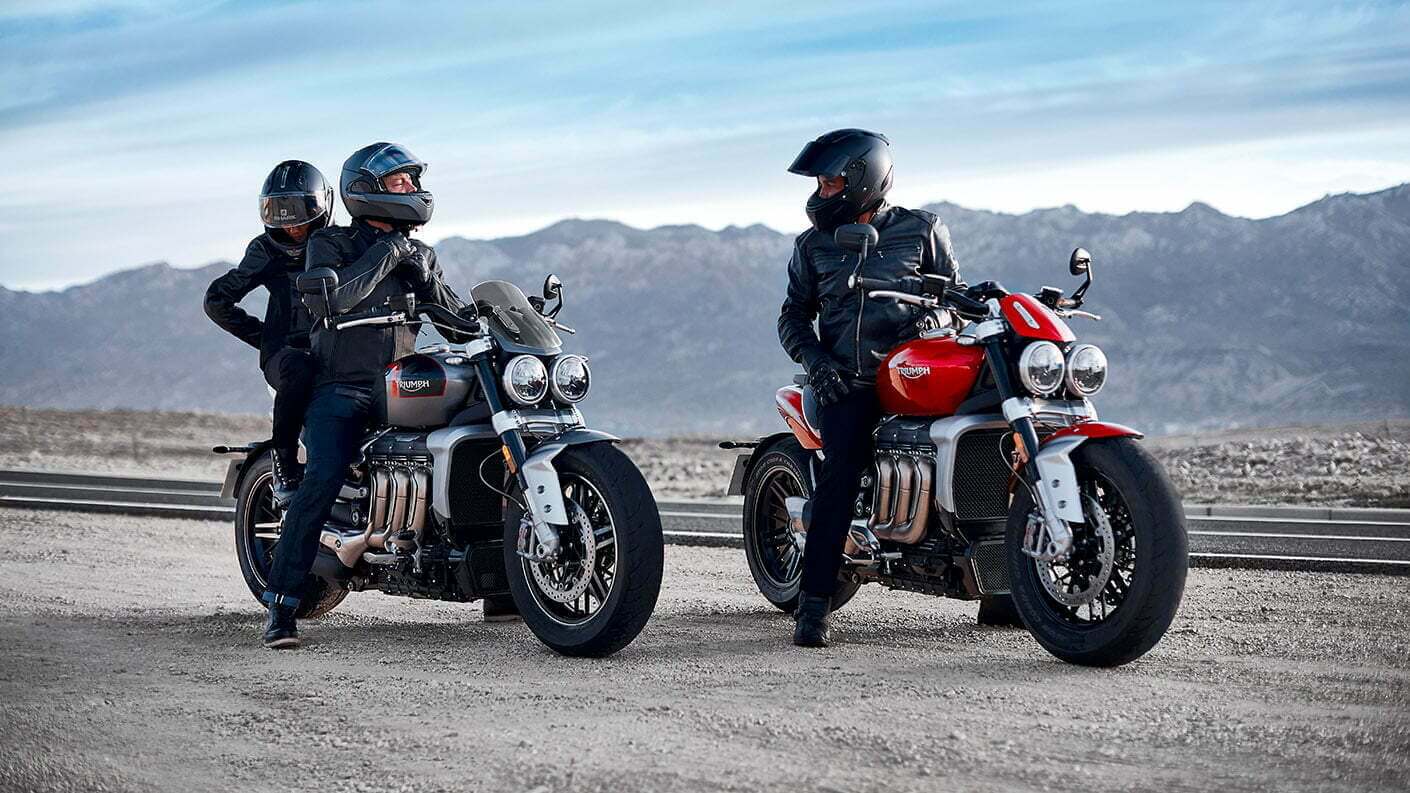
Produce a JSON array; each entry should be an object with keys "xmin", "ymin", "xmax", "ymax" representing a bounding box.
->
[{"xmin": 2, "ymin": 468, "xmax": 1407, "ymax": 574}]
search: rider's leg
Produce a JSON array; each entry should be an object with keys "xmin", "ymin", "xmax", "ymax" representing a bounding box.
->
[
  {"xmin": 262, "ymin": 348, "xmax": 317, "ymax": 506},
  {"xmin": 799, "ymin": 385, "xmax": 880, "ymax": 598},
  {"xmin": 262, "ymin": 384, "xmax": 371, "ymax": 610}
]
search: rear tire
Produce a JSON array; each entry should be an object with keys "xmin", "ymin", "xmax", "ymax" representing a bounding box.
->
[
  {"xmin": 503, "ymin": 443, "xmax": 663, "ymax": 657},
  {"xmin": 1006, "ymin": 438, "xmax": 1187, "ymax": 666},
  {"xmin": 741, "ymin": 437, "xmax": 861, "ymax": 614},
  {"xmin": 233, "ymin": 453, "xmax": 347, "ymax": 620}
]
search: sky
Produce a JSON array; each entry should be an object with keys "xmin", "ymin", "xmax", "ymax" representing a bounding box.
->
[{"xmin": 2, "ymin": 0, "xmax": 1408, "ymax": 290}]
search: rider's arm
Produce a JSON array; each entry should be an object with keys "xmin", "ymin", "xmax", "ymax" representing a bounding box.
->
[
  {"xmin": 203, "ymin": 238, "xmax": 272, "ymax": 350},
  {"xmin": 308, "ymin": 231, "xmax": 407, "ymax": 314},
  {"xmin": 409, "ymin": 243, "xmax": 476, "ymax": 343},
  {"xmin": 777, "ymin": 237, "xmax": 829, "ymax": 370},
  {"xmin": 922, "ymin": 217, "xmax": 960, "ymax": 283}
]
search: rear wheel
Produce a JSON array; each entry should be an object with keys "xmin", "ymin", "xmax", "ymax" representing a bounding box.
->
[
  {"xmin": 233, "ymin": 453, "xmax": 347, "ymax": 620},
  {"xmin": 1006, "ymin": 438, "xmax": 1187, "ymax": 666},
  {"xmin": 741, "ymin": 437, "xmax": 861, "ymax": 613},
  {"xmin": 503, "ymin": 443, "xmax": 663, "ymax": 657}
]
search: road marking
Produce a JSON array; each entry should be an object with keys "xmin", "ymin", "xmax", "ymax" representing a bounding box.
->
[
  {"xmin": 659, "ymin": 511, "xmax": 739, "ymax": 520},
  {"xmin": 1189, "ymin": 530, "xmax": 1410, "ymax": 543},
  {"xmin": 1188, "ymin": 552, "xmax": 1410, "ymax": 566},
  {"xmin": 1190, "ymin": 514, "xmax": 1410, "ymax": 528}
]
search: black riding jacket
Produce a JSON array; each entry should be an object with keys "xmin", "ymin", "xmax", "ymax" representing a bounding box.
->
[
  {"xmin": 779, "ymin": 205, "xmax": 960, "ymax": 382},
  {"xmin": 204, "ymin": 234, "xmax": 315, "ymax": 369},
  {"xmin": 305, "ymin": 219, "xmax": 465, "ymax": 388}
]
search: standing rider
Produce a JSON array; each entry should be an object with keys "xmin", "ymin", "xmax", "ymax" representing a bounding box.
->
[
  {"xmin": 205, "ymin": 160, "xmax": 333, "ymax": 507},
  {"xmin": 261, "ymin": 142, "xmax": 468, "ymax": 649},
  {"xmin": 778, "ymin": 129, "xmax": 961, "ymax": 648}
]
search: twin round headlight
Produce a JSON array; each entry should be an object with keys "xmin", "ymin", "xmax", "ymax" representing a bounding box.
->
[
  {"xmin": 502, "ymin": 354, "xmax": 591, "ymax": 405},
  {"xmin": 1018, "ymin": 341, "xmax": 1107, "ymax": 397}
]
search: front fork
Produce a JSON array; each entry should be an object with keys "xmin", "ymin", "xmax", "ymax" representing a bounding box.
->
[
  {"xmin": 981, "ymin": 338, "xmax": 1084, "ymax": 562},
  {"xmin": 472, "ymin": 354, "xmax": 569, "ymax": 562}
]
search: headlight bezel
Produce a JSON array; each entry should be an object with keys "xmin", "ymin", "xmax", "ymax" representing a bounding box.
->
[
  {"xmin": 502, "ymin": 354, "xmax": 549, "ymax": 405},
  {"xmin": 1017, "ymin": 340, "xmax": 1066, "ymax": 397},
  {"xmin": 1064, "ymin": 343, "xmax": 1108, "ymax": 397},
  {"xmin": 550, "ymin": 354, "xmax": 591, "ymax": 403}
]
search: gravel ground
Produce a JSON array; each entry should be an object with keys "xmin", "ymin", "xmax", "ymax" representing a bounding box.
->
[
  {"xmin": 2, "ymin": 406, "xmax": 1408, "ymax": 506},
  {"xmin": 2, "ymin": 507, "xmax": 1407, "ymax": 793}
]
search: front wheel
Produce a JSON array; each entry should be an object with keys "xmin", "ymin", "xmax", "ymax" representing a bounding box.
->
[
  {"xmin": 503, "ymin": 443, "xmax": 663, "ymax": 657},
  {"xmin": 1006, "ymin": 438, "xmax": 1188, "ymax": 667}
]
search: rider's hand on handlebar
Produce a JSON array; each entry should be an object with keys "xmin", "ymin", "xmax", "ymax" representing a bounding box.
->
[{"xmin": 807, "ymin": 359, "xmax": 851, "ymax": 407}]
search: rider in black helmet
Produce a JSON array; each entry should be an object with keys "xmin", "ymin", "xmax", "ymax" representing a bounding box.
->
[
  {"xmin": 259, "ymin": 143, "xmax": 481, "ymax": 649},
  {"xmin": 205, "ymin": 160, "xmax": 333, "ymax": 507},
  {"xmin": 778, "ymin": 129, "xmax": 961, "ymax": 648}
]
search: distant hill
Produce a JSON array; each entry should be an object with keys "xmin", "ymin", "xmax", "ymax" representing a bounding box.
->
[{"xmin": 3, "ymin": 185, "xmax": 1408, "ymax": 436}]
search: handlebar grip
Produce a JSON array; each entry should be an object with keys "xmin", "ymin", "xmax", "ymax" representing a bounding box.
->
[{"xmin": 852, "ymin": 275, "xmax": 924, "ymax": 295}]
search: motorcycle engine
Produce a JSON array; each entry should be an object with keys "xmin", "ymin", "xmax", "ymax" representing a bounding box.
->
[
  {"xmin": 364, "ymin": 431, "xmax": 433, "ymax": 552},
  {"xmin": 869, "ymin": 417, "xmax": 937, "ymax": 544}
]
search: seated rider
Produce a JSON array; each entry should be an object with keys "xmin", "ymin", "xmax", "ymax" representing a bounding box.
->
[
  {"xmin": 259, "ymin": 143, "xmax": 495, "ymax": 649},
  {"xmin": 205, "ymin": 160, "xmax": 333, "ymax": 506},
  {"xmin": 777, "ymin": 129, "xmax": 961, "ymax": 648}
]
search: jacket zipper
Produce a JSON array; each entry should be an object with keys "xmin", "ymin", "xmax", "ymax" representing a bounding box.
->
[{"xmin": 850, "ymin": 250, "xmax": 866, "ymax": 377}]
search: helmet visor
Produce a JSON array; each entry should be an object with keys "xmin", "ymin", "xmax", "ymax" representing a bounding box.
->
[
  {"xmin": 362, "ymin": 144, "xmax": 427, "ymax": 180},
  {"xmin": 260, "ymin": 192, "xmax": 329, "ymax": 228},
  {"xmin": 787, "ymin": 140, "xmax": 853, "ymax": 177}
]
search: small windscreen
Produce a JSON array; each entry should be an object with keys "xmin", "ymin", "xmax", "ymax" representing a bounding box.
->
[{"xmin": 470, "ymin": 280, "xmax": 561, "ymax": 353}]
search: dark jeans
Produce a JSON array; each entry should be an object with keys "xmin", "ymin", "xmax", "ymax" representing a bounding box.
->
[
  {"xmin": 261, "ymin": 348, "xmax": 316, "ymax": 453},
  {"xmin": 801, "ymin": 385, "xmax": 880, "ymax": 597},
  {"xmin": 263, "ymin": 383, "xmax": 372, "ymax": 607}
]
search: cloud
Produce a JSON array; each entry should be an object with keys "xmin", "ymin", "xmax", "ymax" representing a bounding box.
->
[{"xmin": 2, "ymin": 0, "xmax": 1409, "ymax": 289}]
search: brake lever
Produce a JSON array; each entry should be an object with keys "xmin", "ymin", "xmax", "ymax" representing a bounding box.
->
[
  {"xmin": 866, "ymin": 290, "xmax": 939, "ymax": 309},
  {"xmin": 1058, "ymin": 309, "xmax": 1102, "ymax": 321},
  {"xmin": 547, "ymin": 318, "xmax": 576, "ymax": 334}
]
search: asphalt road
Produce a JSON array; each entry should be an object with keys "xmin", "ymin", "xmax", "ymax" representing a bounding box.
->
[{"xmin": 6, "ymin": 469, "xmax": 1407, "ymax": 573}]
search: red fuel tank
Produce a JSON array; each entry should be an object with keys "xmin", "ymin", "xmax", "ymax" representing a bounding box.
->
[{"xmin": 876, "ymin": 336, "xmax": 985, "ymax": 417}]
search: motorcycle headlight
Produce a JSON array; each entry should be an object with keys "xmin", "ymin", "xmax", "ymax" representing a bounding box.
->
[
  {"xmin": 1017, "ymin": 341, "xmax": 1065, "ymax": 396},
  {"xmin": 1065, "ymin": 343, "xmax": 1108, "ymax": 396},
  {"xmin": 502, "ymin": 354, "xmax": 548, "ymax": 405},
  {"xmin": 550, "ymin": 354, "xmax": 591, "ymax": 403}
]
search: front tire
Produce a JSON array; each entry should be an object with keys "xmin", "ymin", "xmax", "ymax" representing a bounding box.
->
[
  {"xmin": 233, "ymin": 453, "xmax": 347, "ymax": 620},
  {"xmin": 1006, "ymin": 438, "xmax": 1187, "ymax": 666},
  {"xmin": 741, "ymin": 437, "xmax": 861, "ymax": 613},
  {"xmin": 503, "ymin": 443, "xmax": 663, "ymax": 657}
]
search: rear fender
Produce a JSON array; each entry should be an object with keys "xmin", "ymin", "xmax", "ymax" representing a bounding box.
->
[
  {"xmin": 216, "ymin": 440, "xmax": 275, "ymax": 502},
  {"xmin": 725, "ymin": 432, "xmax": 797, "ymax": 496}
]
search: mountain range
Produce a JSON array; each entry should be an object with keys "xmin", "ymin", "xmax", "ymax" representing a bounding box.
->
[{"xmin": 3, "ymin": 185, "xmax": 1407, "ymax": 437}]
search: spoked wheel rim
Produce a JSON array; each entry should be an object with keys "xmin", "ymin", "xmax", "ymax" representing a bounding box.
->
[
  {"xmin": 520, "ymin": 474, "xmax": 618, "ymax": 627},
  {"xmin": 750, "ymin": 466, "xmax": 805, "ymax": 590},
  {"xmin": 1032, "ymin": 468, "xmax": 1137, "ymax": 625},
  {"xmin": 240, "ymin": 471, "xmax": 283, "ymax": 591}
]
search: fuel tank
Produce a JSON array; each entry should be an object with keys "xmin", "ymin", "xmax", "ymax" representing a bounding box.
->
[
  {"xmin": 374, "ymin": 351, "xmax": 481, "ymax": 429},
  {"xmin": 876, "ymin": 335, "xmax": 985, "ymax": 417}
]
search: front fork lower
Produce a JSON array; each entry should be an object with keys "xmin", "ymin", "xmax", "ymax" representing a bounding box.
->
[{"xmin": 1008, "ymin": 412, "xmax": 1086, "ymax": 562}]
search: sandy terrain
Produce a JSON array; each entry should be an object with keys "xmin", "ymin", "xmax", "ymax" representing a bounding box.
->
[
  {"xmin": 1, "ymin": 406, "xmax": 1407, "ymax": 506},
  {"xmin": 2, "ymin": 506, "xmax": 1408, "ymax": 793}
]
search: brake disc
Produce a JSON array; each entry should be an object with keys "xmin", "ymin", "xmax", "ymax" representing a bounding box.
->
[
  {"xmin": 1036, "ymin": 493, "xmax": 1115, "ymax": 607},
  {"xmin": 527, "ymin": 500, "xmax": 597, "ymax": 605}
]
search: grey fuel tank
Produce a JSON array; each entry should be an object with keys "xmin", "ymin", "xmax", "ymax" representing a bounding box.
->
[{"xmin": 374, "ymin": 351, "xmax": 481, "ymax": 428}]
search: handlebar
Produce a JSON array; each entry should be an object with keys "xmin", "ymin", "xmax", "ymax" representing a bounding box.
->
[
  {"xmin": 330, "ymin": 300, "xmax": 482, "ymax": 334},
  {"xmin": 850, "ymin": 272, "xmax": 990, "ymax": 318}
]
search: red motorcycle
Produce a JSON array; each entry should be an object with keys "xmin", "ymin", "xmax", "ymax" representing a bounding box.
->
[{"xmin": 726, "ymin": 224, "xmax": 1188, "ymax": 666}]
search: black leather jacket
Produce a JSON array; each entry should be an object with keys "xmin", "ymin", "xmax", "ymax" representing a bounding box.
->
[
  {"xmin": 778, "ymin": 205, "xmax": 960, "ymax": 382},
  {"xmin": 306, "ymin": 219, "xmax": 465, "ymax": 388},
  {"xmin": 204, "ymin": 234, "xmax": 314, "ymax": 369}
]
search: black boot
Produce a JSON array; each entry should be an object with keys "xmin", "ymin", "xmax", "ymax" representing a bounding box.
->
[
  {"xmin": 263, "ymin": 603, "xmax": 300, "ymax": 649},
  {"xmin": 482, "ymin": 594, "xmax": 522, "ymax": 623},
  {"xmin": 270, "ymin": 448, "xmax": 303, "ymax": 509},
  {"xmin": 793, "ymin": 593, "xmax": 832, "ymax": 648}
]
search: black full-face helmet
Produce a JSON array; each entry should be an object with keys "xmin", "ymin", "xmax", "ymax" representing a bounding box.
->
[
  {"xmin": 340, "ymin": 142, "xmax": 433, "ymax": 231},
  {"xmin": 788, "ymin": 129, "xmax": 894, "ymax": 234},
  {"xmin": 259, "ymin": 160, "xmax": 333, "ymax": 256}
]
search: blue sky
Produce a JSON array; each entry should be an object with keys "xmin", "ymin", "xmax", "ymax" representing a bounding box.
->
[{"xmin": 2, "ymin": 0, "xmax": 1408, "ymax": 290}]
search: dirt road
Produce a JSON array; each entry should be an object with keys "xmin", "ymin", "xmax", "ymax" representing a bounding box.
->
[{"xmin": 2, "ymin": 507, "xmax": 1407, "ymax": 792}]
